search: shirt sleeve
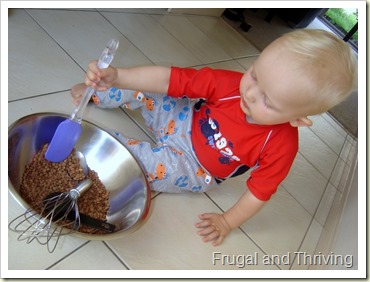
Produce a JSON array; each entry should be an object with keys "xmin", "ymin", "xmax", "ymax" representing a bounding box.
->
[
  {"xmin": 168, "ymin": 66, "xmax": 242, "ymax": 100},
  {"xmin": 246, "ymin": 127, "xmax": 298, "ymax": 201}
]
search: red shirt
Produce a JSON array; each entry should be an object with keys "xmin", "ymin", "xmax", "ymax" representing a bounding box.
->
[{"xmin": 168, "ymin": 67, "xmax": 298, "ymax": 201}]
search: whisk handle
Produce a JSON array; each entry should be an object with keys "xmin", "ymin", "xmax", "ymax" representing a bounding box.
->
[{"xmin": 70, "ymin": 179, "xmax": 92, "ymax": 199}]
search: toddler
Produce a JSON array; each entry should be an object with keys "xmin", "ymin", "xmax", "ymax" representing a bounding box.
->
[{"xmin": 71, "ymin": 29, "xmax": 357, "ymax": 246}]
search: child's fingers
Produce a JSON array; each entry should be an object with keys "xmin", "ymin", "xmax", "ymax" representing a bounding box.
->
[
  {"xmin": 88, "ymin": 60, "xmax": 99, "ymax": 72},
  {"xmin": 195, "ymin": 213, "xmax": 216, "ymax": 228},
  {"xmin": 202, "ymin": 230, "xmax": 221, "ymax": 243},
  {"xmin": 212, "ymin": 235, "xmax": 225, "ymax": 246},
  {"xmin": 198, "ymin": 213, "xmax": 214, "ymax": 220},
  {"xmin": 84, "ymin": 78, "xmax": 96, "ymax": 88},
  {"xmin": 195, "ymin": 220, "xmax": 210, "ymax": 228},
  {"xmin": 85, "ymin": 71, "xmax": 100, "ymax": 83},
  {"xmin": 197, "ymin": 225, "xmax": 215, "ymax": 236}
]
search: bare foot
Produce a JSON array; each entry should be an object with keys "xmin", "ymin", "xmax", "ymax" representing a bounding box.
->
[{"xmin": 71, "ymin": 83, "xmax": 87, "ymax": 106}]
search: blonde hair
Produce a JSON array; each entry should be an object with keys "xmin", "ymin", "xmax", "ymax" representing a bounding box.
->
[{"xmin": 279, "ymin": 29, "xmax": 357, "ymax": 115}]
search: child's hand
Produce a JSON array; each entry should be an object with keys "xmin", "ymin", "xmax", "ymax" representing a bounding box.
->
[
  {"xmin": 85, "ymin": 60, "xmax": 118, "ymax": 91},
  {"xmin": 195, "ymin": 213, "xmax": 232, "ymax": 246}
]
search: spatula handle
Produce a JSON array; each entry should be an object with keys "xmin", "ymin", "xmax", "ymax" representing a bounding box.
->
[{"xmin": 71, "ymin": 39, "xmax": 119, "ymax": 123}]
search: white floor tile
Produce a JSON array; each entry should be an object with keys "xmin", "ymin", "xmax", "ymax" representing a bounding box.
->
[
  {"xmin": 8, "ymin": 193, "xmax": 88, "ymax": 270},
  {"xmin": 187, "ymin": 15, "xmax": 260, "ymax": 59},
  {"xmin": 329, "ymin": 158, "xmax": 350, "ymax": 192},
  {"xmin": 49, "ymin": 241, "xmax": 128, "ymax": 270},
  {"xmin": 97, "ymin": 8, "xmax": 168, "ymax": 14},
  {"xmin": 152, "ymin": 14, "xmax": 232, "ymax": 64},
  {"xmin": 315, "ymin": 183, "xmax": 338, "ymax": 226},
  {"xmin": 309, "ymin": 114, "xmax": 347, "ymax": 155},
  {"xmin": 298, "ymin": 127, "xmax": 339, "ymax": 179},
  {"xmin": 101, "ymin": 13, "xmax": 201, "ymax": 67},
  {"xmin": 340, "ymin": 135, "xmax": 358, "ymax": 165},
  {"xmin": 236, "ymin": 56, "xmax": 259, "ymax": 70},
  {"xmin": 291, "ymin": 219, "xmax": 323, "ymax": 270},
  {"xmin": 244, "ymin": 188, "xmax": 313, "ymax": 270},
  {"xmin": 326, "ymin": 165, "xmax": 358, "ymax": 270},
  {"xmin": 8, "ymin": 9, "xmax": 84, "ymax": 100},
  {"xmin": 206, "ymin": 177, "xmax": 312, "ymax": 270},
  {"xmin": 282, "ymin": 153, "xmax": 328, "ymax": 216},
  {"xmin": 26, "ymin": 9, "xmax": 153, "ymax": 69},
  {"xmin": 321, "ymin": 113, "xmax": 348, "ymax": 139},
  {"xmin": 205, "ymin": 60, "xmax": 246, "ymax": 72},
  {"xmin": 107, "ymin": 193, "xmax": 278, "ymax": 270}
]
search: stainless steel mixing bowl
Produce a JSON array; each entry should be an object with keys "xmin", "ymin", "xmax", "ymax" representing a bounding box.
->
[{"xmin": 8, "ymin": 113, "xmax": 151, "ymax": 240}]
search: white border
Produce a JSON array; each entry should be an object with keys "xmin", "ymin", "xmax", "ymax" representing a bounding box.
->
[{"xmin": 1, "ymin": 0, "xmax": 366, "ymax": 279}]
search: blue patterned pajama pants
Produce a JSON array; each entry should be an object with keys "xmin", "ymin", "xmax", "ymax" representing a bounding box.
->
[{"xmin": 93, "ymin": 88, "xmax": 219, "ymax": 193}]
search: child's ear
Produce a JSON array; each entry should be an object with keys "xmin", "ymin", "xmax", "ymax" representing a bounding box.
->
[{"xmin": 290, "ymin": 117, "xmax": 313, "ymax": 127}]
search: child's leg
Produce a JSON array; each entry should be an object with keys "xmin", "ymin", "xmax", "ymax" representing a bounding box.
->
[
  {"xmin": 93, "ymin": 88, "xmax": 192, "ymax": 145},
  {"xmin": 82, "ymin": 86, "xmax": 218, "ymax": 193},
  {"xmin": 92, "ymin": 88, "xmax": 146, "ymax": 110},
  {"xmin": 71, "ymin": 84, "xmax": 141, "ymax": 109},
  {"xmin": 112, "ymin": 131, "xmax": 217, "ymax": 193},
  {"xmin": 108, "ymin": 92, "xmax": 218, "ymax": 193}
]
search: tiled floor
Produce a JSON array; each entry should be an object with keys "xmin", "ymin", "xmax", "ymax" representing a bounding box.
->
[{"xmin": 6, "ymin": 8, "xmax": 358, "ymax": 276}]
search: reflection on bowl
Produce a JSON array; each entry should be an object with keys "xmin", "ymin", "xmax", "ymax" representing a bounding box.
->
[{"xmin": 8, "ymin": 113, "xmax": 151, "ymax": 240}]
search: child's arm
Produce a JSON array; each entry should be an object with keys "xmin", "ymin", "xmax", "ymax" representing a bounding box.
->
[
  {"xmin": 85, "ymin": 60, "xmax": 171, "ymax": 94},
  {"xmin": 195, "ymin": 190, "xmax": 265, "ymax": 246}
]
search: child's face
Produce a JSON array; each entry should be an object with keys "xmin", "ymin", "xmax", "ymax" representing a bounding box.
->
[{"xmin": 239, "ymin": 39, "xmax": 313, "ymax": 126}]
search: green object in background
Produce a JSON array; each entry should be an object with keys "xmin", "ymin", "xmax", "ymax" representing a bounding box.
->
[{"xmin": 324, "ymin": 8, "xmax": 358, "ymax": 43}]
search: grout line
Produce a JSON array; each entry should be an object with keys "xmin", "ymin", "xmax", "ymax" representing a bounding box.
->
[
  {"xmin": 187, "ymin": 55, "xmax": 259, "ymax": 69},
  {"xmin": 97, "ymin": 10, "xmax": 156, "ymax": 66},
  {"xmin": 287, "ymin": 135, "xmax": 357, "ymax": 268},
  {"xmin": 278, "ymin": 181, "xmax": 325, "ymax": 269},
  {"xmin": 8, "ymin": 89, "xmax": 71, "ymax": 103},
  {"xmin": 294, "ymin": 147, "xmax": 349, "ymax": 223},
  {"xmin": 45, "ymin": 240, "xmax": 91, "ymax": 270},
  {"xmin": 149, "ymin": 13, "xmax": 206, "ymax": 65},
  {"xmin": 103, "ymin": 241, "xmax": 131, "ymax": 270},
  {"xmin": 307, "ymin": 124, "xmax": 349, "ymax": 159},
  {"xmin": 297, "ymin": 150, "xmax": 336, "ymax": 190},
  {"xmin": 288, "ymin": 216, "xmax": 316, "ymax": 270},
  {"xmin": 24, "ymin": 9, "xmax": 86, "ymax": 73},
  {"xmin": 323, "ymin": 112, "xmax": 356, "ymax": 141},
  {"xmin": 203, "ymin": 192, "xmax": 225, "ymax": 213},
  {"xmin": 119, "ymin": 107, "xmax": 157, "ymax": 143},
  {"xmin": 96, "ymin": 8, "xmax": 170, "ymax": 16}
]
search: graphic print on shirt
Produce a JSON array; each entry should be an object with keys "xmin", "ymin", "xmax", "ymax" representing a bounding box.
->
[{"xmin": 198, "ymin": 108, "xmax": 241, "ymax": 166}]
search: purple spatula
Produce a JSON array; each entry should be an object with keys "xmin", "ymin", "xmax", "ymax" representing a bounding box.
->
[{"xmin": 45, "ymin": 39, "xmax": 119, "ymax": 162}]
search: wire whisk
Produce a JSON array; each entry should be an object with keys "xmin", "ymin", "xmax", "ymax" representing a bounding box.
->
[{"xmin": 9, "ymin": 179, "xmax": 92, "ymax": 253}]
